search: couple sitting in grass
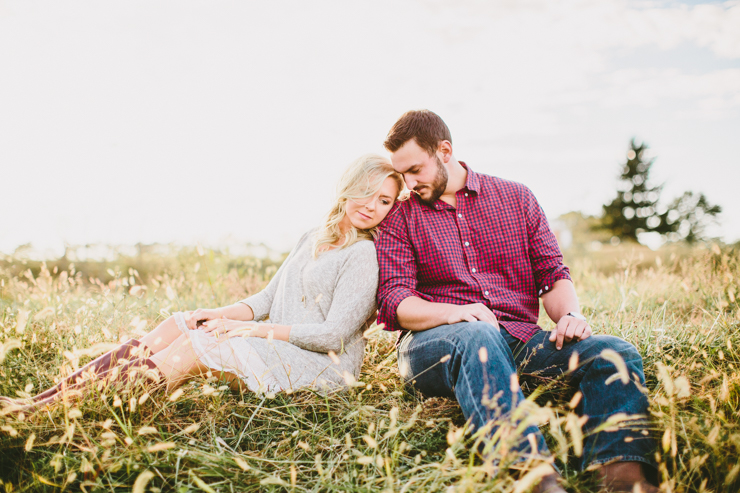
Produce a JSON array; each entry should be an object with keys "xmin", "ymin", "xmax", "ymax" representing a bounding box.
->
[{"xmin": 2, "ymin": 110, "xmax": 657, "ymax": 493}]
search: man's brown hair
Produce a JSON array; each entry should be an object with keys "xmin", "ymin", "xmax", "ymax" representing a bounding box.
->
[{"xmin": 384, "ymin": 109, "xmax": 452, "ymax": 156}]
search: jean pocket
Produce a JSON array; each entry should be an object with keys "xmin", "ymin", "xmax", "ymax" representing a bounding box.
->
[{"xmin": 397, "ymin": 331, "xmax": 414, "ymax": 353}]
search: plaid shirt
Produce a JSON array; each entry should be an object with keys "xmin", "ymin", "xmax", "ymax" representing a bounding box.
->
[{"xmin": 375, "ymin": 163, "xmax": 571, "ymax": 343}]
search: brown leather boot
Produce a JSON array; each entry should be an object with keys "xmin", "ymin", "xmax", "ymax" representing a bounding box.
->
[
  {"xmin": 36, "ymin": 339, "xmax": 144, "ymax": 401},
  {"xmin": 533, "ymin": 473, "xmax": 567, "ymax": 493},
  {"xmin": 1, "ymin": 339, "xmax": 145, "ymax": 407},
  {"xmin": 597, "ymin": 462, "xmax": 659, "ymax": 493},
  {"xmin": 16, "ymin": 354, "xmax": 163, "ymax": 413}
]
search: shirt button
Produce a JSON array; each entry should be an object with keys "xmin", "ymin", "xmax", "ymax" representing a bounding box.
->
[
  {"xmin": 458, "ymin": 213, "xmax": 462, "ymax": 218},
  {"xmin": 484, "ymin": 291, "xmax": 489, "ymax": 295},
  {"xmin": 464, "ymin": 241, "xmax": 469, "ymax": 246},
  {"xmin": 472, "ymin": 268, "xmax": 476, "ymax": 273},
  {"xmin": 465, "ymin": 193, "xmax": 469, "ymax": 197}
]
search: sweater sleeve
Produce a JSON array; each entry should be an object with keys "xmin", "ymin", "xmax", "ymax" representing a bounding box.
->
[
  {"xmin": 288, "ymin": 242, "xmax": 379, "ymax": 354},
  {"xmin": 239, "ymin": 230, "xmax": 312, "ymax": 321}
]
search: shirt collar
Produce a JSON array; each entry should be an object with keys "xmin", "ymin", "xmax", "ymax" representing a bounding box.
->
[
  {"xmin": 459, "ymin": 161, "xmax": 480, "ymax": 194},
  {"xmin": 415, "ymin": 161, "xmax": 480, "ymax": 211}
]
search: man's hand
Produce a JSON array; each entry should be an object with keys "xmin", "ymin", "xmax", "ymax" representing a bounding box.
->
[
  {"xmin": 548, "ymin": 315, "xmax": 592, "ymax": 350},
  {"xmin": 447, "ymin": 303, "xmax": 499, "ymax": 328}
]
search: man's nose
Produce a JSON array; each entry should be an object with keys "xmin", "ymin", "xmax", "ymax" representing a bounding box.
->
[{"xmin": 404, "ymin": 176, "xmax": 416, "ymax": 190}]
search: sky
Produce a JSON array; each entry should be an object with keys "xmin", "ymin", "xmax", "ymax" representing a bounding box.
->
[{"xmin": 1, "ymin": 0, "xmax": 738, "ymax": 257}]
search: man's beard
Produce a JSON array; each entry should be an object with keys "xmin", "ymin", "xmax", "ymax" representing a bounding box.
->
[{"xmin": 415, "ymin": 155, "xmax": 449, "ymax": 206}]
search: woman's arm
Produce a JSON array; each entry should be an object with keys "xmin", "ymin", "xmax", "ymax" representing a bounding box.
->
[
  {"xmin": 237, "ymin": 231, "xmax": 312, "ymax": 321},
  {"xmin": 287, "ymin": 242, "xmax": 379, "ymax": 354},
  {"xmin": 207, "ymin": 245, "xmax": 376, "ymax": 352},
  {"xmin": 205, "ymin": 319, "xmax": 291, "ymax": 341},
  {"xmin": 186, "ymin": 231, "xmax": 312, "ymax": 331},
  {"xmin": 218, "ymin": 303, "xmax": 255, "ymax": 321},
  {"xmin": 185, "ymin": 302, "xmax": 255, "ymax": 330}
]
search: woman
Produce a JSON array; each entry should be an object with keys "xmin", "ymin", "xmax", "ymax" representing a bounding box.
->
[{"xmin": 2, "ymin": 154, "xmax": 405, "ymax": 411}]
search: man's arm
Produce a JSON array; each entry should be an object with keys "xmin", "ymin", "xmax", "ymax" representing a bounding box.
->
[
  {"xmin": 397, "ymin": 297, "xmax": 498, "ymax": 332},
  {"xmin": 541, "ymin": 279, "xmax": 592, "ymax": 350},
  {"xmin": 376, "ymin": 207, "xmax": 498, "ymax": 333},
  {"xmin": 519, "ymin": 187, "xmax": 589, "ymax": 349}
]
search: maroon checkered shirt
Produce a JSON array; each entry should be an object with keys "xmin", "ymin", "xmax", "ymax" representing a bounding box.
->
[{"xmin": 375, "ymin": 163, "xmax": 571, "ymax": 343}]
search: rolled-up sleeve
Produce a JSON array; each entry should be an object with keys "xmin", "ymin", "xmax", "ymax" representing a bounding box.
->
[
  {"xmin": 521, "ymin": 187, "xmax": 571, "ymax": 296},
  {"xmin": 375, "ymin": 208, "xmax": 429, "ymax": 331}
]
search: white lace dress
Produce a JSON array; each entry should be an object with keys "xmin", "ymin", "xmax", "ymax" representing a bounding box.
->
[{"xmin": 173, "ymin": 230, "xmax": 379, "ymax": 393}]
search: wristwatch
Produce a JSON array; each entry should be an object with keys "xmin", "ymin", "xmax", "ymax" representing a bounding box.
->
[{"xmin": 565, "ymin": 312, "xmax": 587, "ymax": 322}]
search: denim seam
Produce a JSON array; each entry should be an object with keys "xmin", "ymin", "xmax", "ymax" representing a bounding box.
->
[
  {"xmin": 585, "ymin": 455, "xmax": 656, "ymax": 469},
  {"xmin": 442, "ymin": 336, "xmax": 493, "ymax": 429},
  {"xmin": 404, "ymin": 335, "xmax": 501, "ymax": 429},
  {"xmin": 457, "ymin": 348, "xmax": 497, "ymax": 431}
]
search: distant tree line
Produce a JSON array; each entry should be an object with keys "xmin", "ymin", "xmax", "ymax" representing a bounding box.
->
[{"xmin": 597, "ymin": 139, "xmax": 721, "ymax": 244}]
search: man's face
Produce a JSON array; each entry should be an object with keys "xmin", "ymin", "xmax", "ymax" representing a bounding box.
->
[{"xmin": 390, "ymin": 139, "xmax": 448, "ymax": 206}]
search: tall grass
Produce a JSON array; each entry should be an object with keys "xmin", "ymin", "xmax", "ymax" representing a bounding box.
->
[{"xmin": 0, "ymin": 242, "xmax": 738, "ymax": 492}]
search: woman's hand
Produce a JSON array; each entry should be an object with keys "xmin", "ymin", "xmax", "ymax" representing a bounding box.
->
[
  {"xmin": 202, "ymin": 319, "xmax": 260, "ymax": 338},
  {"xmin": 186, "ymin": 308, "xmax": 224, "ymax": 331},
  {"xmin": 201, "ymin": 319, "xmax": 291, "ymax": 342}
]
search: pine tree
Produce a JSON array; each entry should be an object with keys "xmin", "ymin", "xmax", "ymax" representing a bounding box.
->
[
  {"xmin": 600, "ymin": 139, "xmax": 668, "ymax": 241},
  {"xmin": 665, "ymin": 191, "xmax": 722, "ymax": 243},
  {"xmin": 599, "ymin": 139, "xmax": 721, "ymax": 243}
]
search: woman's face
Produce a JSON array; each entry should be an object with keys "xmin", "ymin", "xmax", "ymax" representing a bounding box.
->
[{"xmin": 345, "ymin": 176, "xmax": 399, "ymax": 230}]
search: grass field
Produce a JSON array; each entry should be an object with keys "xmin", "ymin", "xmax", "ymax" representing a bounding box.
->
[{"xmin": 0, "ymin": 241, "xmax": 738, "ymax": 492}]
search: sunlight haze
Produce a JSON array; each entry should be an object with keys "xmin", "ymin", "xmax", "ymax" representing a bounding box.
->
[{"xmin": 1, "ymin": 0, "xmax": 738, "ymax": 256}]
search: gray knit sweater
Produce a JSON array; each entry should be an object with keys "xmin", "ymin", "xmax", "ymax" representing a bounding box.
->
[{"xmin": 238, "ymin": 229, "xmax": 378, "ymax": 390}]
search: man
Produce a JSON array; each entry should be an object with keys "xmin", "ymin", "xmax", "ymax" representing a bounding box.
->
[{"xmin": 375, "ymin": 110, "xmax": 657, "ymax": 493}]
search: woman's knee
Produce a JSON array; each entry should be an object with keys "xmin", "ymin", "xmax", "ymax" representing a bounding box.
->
[
  {"xmin": 170, "ymin": 333, "xmax": 194, "ymax": 352},
  {"xmin": 152, "ymin": 334, "xmax": 200, "ymax": 375},
  {"xmin": 142, "ymin": 316, "xmax": 184, "ymax": 350}
]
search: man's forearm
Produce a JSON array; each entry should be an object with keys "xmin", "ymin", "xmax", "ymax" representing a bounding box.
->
[
  {"xmin": 396, "ymin": 296, "xmax": 458, "ymax": 331},
  {"xmin": 541, "ymin": 279, "xmax": 580, "ymax": 323}
]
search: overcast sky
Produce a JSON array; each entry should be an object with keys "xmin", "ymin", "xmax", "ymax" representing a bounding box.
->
[{"xmin": 1, "ymin": 0, "xmax": 738, "ymax": 256}]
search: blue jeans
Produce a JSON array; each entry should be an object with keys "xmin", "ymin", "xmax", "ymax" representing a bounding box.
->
[{"xmin": 397, "ymin": 322, "xmax": 656, "ymax": 470}]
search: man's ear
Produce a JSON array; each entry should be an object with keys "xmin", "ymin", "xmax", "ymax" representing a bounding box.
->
[{"xmin": 438, "ymin": 140, "xmax": 453, "ymax": 163}]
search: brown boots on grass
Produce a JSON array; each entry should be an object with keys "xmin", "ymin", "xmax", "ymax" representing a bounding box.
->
[{"xmin": 0, "ymin": 339, "xmax": 162, "ymax": 413}]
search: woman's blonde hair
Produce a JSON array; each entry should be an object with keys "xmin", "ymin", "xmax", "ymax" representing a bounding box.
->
[{"xmin": 313, "ymin": 154, "xmax": 405, "ymax": 257}]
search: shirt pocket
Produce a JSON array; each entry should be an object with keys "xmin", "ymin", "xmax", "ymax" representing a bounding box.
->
[
  {"xmin": 472, "ymin": 215, "xmax": 528, "ymax": 282},
  {"xmin": 414, "ymin": 224, "xmax": 467, "ymax": 284}
]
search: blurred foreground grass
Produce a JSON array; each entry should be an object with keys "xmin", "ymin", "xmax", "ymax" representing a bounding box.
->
[{"xmin": 0, "ymin": 242, "xmax": 738, "ymax": 492}]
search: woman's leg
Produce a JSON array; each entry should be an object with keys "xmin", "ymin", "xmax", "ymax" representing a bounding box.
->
[
  {"xmin": 3, "ymin": 323, "xmax": 247, "ymax": 413},
  {"xmin": 1, "ymin": 314, "xmax": 188, "ymax": 406},
  {"xmin": 140, "ymin": 313, "xmax": 192, "ymax": 355},
  {"xmin": 149, "ymin": 333, "xmax": 248, "ymax": 393},
  {"xmin": 142, "ymin": 314, "xmax": 249, "ymax": 391},
  {"xmin": 1, "ymin": 339, "xmax": 145, "ymax": 405}
]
